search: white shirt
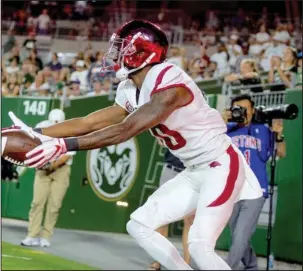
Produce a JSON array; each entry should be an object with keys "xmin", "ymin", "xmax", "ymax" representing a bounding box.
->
[
  {"xmin": 256, "ymin": 32, "xmax": 270, "ymax": 43},
  {"xmin": 275, "ymin": 30, "xmax": 291, "ymax": 43},
  {"xmin": 115, "ymin": 63, "xmax": 231, "ymax": 167},
  {"xmin": 261, "ymin": 44, "xmax": 286, "ymax": 71},
  {"xmin": 28, "ymin": 82, "xmax": 50, "ymax": 91},
  {"xmin": 249, "ymin": 44, "xmax": 263, "ymax": 57},
  {"xmin": 35, "ymin": 120, "xmax": 76, "ymax": 165},
  {"xmin": 227, "ymin": 44, "xmax": 243, "ymax": 67},
  {"xmin": 6, "ymin": 66, "xmax": 20, "ymax": 74},
  {"xmin": 37, "ymin": 14, "xmax": 50, "ymax": 29},
  {"xmin": 70, "ymin": 70, "xmax": 89, "ymax": 90},
  {"xmin": 27, "ymin": 16, "xmax": 38, "ymax": 27},
  {"xmin": 210, "ymin": 52, "xmax": 230, "ymax": 76}
]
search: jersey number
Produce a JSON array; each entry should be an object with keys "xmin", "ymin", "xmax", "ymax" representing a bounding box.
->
[
  {"xmin": 150, "ymin": 124, "xmax": 186, "ymax": 150},
  {"xmin": 244, "ymin": 150, "xmax": 250, "ymax": 165}
]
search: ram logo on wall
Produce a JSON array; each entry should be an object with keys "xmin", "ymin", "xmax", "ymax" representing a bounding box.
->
[{"xmin": 86, "ymin": 139, "xmax": 139, "ymax": 202}]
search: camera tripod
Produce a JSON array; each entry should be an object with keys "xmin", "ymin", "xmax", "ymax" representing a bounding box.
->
[{"xmin": 266, "ymin": 131, "xmax": 278, "ymax": 270}]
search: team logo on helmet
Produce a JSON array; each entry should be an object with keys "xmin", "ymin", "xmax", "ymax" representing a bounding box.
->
[{"xmin": 86, "ymin": 139, "xmax": 139, "ymax": 202}]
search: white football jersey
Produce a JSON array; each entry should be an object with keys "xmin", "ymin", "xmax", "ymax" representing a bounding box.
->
[{"xmin": 115, "ymin": 63, "xmax": 231, "ymax": 166}]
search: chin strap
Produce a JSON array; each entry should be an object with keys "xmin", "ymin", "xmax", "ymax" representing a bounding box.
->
[{"xmin": 115, "ymin": 52, "xmax": 156, "ymax": 81}]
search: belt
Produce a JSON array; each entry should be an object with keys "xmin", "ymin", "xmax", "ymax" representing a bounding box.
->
[{"xmin": 166, "ymin": 164, "xmax": 184, "ymax": 173}]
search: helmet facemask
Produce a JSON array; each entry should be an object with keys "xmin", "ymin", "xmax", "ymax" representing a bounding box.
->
[{"xmin": 101, "ymin": 32, "xmax": 159, "ymax": 81}]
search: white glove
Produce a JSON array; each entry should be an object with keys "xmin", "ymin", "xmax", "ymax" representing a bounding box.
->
[
  {"xmin": 7, "ymin": 111, "xmax": 51, "ymax": 143},
  {"xmin": 24, "ymin": 138, "xmax": 67, "ymax": 168}
]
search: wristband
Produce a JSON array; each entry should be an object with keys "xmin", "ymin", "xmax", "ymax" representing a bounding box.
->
[{"xmin": 64, "ymin": 137, "xmax": 79, "ymax": 151}]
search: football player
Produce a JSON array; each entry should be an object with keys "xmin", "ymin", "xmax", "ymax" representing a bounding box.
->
[{"xmin": 6, "ymin": 20, "xmax": 262, "ymax": 270}]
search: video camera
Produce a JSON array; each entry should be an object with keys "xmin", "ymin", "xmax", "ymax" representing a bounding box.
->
[{"xmin": 228, "ymin": 104, "xmax": 299, "ymax": 124}]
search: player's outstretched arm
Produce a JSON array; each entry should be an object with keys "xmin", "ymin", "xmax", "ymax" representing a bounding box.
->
[
  {"xmin": 67, "ymin": 87, "xmax": 192, "ymax": 150},
  {"xmin": 24, "ymin": 87, "xmax": 192, "ymax": 168},
  {"xmin": 38, "ymin": 104, "xmax": 128, "ymax": 138}
]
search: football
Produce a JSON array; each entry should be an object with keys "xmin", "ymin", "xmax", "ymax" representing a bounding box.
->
[{"xmin": 1, "ymin": 130, "xmax": 41, "ymax": 166}]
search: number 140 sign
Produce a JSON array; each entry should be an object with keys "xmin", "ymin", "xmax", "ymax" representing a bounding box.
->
[{"xmin": 23, "ymin": 100, "xmax": 47, "ymax": 116}]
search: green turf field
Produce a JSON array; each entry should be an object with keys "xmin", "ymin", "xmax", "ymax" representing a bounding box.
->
[{"xmin": 1, "ymin": 242, "xmax": 99, "ymax": 270}]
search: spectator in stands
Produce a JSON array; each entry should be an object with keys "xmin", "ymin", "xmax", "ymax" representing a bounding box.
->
[
  {"xmin": 27, "ymin": 72, "xmax": 50, "ymax": 96},
  {"xmin": 47, "ymin": 53, "xmax": 63, "ymax": 72},
  {"xmin": 235, "ymin": 42, "xmax": 252, "ymax": 73},
  {"xmin": 21, "ymin": 59, "xmax": 37, "ymax": 76},
  {"xmin": 15, "ymin": 9, "xmax": 27, "ymax": 35},
  {"xmin": 2, "ymin": 73, "xmax": 20, "ymax": 96},
  {"xmin": 268, "ymin": 46, "xmax": 298, "ymax": 91},
  {"xmin": 3, "ymin": 46, "xmax": 20, "ymax": 67},
  {"xmin": 210, "ymin": 41, "xmax": 230, "ymax": 76},
  {"xmin": 37, "ymin": 9, "xmax": 51, "ymax": 35},
  {"xmin": 205, "ymin": 11, "xmax": 219, "ymax": 30},
  {"xmin": 225, "ymin": 59, "xmax": 263, "ymax": 93},
  {"xmin": 73, "ymin": 1, "xmax": 88, "ymax": 20},
  {"xmin": 256, "ymin": 24, "xmax": 271, "ymax": 49},
  {"xmin": 248, "ymin": 35, "xmax": 263, "ymax": 59},
  {"xmin": 87, "ymin": 78, "xmax": 111, "ymax": 97},
  {"xmin": 5, "ymin": 57, "xmax": 20, "ymax": 75},
  {"xmin": 63, "ymin": 3, "xmax": 73, "ymax": 19},
  {"xmin": 275, "ymin": 23, "xmax": 291, "ymax": 45},
  {"xmin": 167, "ymin": 45, "xmax": 188, "ymax": 71},
  {"xmin": 28, "ymin": 49, "xmax": 43, "ymax": 71},
  {"xmin": 3, "ymin": 30, "xmax": 17, "ymax": 54},
  {"xmin": 42, "ymin": 67, "xmax": 54, "ymax": 85},
  {"xmin": 203, "ymin": 61, "xmax": 219, "ymax": 79},
  {"xmin": 70, "ymin": 60, "xmax": 89, "ymax": 92},
  {"xmin": 68, "ymin": 80, "xmax": 82, "ymax": 97},
  {"xmin": 260, "ymin": 33, "xmax": 286, "ymax": 71},
  {"xmin": 87, "ymin": 51, "xmax": 106, "ymax": 91},
  {"xmin": 59, "ymin": 67, "xmax": 71, "ymax": 83},
  {"xmin": 27, "ymin": 14, "xmax": 38, "ymax": 34},
  {"xmin": 22, "ymin": 73, "xmax": 35, "ymax": 90},
  {"xmin": 84, "ymin": 43, "xmax": 96, "ymax": 63},
  {"xmin": 23, "ymin": 32, "xmax": 37, "ymax": 51},
  {"xmin": 227, "ymin": 34, "xmax": 243, "ymax": 71}
]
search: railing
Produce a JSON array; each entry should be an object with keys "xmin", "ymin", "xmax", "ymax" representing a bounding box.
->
[{"xmin": 222, "ymin": 82, "xmax": 286, "ymax": 95}]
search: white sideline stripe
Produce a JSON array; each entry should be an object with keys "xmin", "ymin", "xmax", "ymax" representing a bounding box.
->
[{"xmin": 2, "ymin": 254, "xmax": 32, "ymax": 260}]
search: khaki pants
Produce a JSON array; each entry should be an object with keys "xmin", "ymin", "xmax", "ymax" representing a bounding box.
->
[{"xmin": 28, "ymin": 165, "xmax": 71, "ymax": 240}]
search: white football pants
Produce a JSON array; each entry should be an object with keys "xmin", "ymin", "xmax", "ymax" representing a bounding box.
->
[{"xmin": 126, "ymin": 145, "xmax": 262, "ymax": 270}]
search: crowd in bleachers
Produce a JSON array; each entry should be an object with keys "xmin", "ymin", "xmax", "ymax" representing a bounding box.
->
[
  {"xmin": 2, "ymin": 38, "xmax": 118, "ymax": 98},
  {"xmin": 2, "ymin": 1, "xmax": 302, "ymax": 98},
  {"xmin": 166, "ymin": 23, "xmax": 302, "ymax": 93}
]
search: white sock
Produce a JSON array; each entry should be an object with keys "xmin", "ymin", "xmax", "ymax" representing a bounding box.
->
[{"xmin": 127, "ymin": 220, "xmax": 192, "ymax": 270}]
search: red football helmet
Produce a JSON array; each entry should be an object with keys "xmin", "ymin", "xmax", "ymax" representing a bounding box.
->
[{"xmin": 102, "ymin": 20, "xmax": 169, "ymax": 81}]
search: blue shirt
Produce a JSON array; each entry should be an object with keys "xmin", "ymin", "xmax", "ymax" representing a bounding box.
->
[{"xmin": 227, "ymin": 122, "xmax": 274, "ymax": 197}]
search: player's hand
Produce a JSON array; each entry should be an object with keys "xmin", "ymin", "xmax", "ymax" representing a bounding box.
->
[
  {"xmin": 271, "ymin": 119, "xmax": 283, "ymax": 134},
  {"xmin": 7, "ymin": 111, "xmax": 52, "ymax": 143},
  {"xmin": 6, "ymin": 111, "xmax": 35, "ymax": 138},
  {"xmin": 24, "ymin": 138, "xmax": 67, "ymax": 168}
]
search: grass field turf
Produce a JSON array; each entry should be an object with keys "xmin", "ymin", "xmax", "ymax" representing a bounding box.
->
[{"xmin": 2, "ymin": 242, "xmax": 99, "ymax": 270}]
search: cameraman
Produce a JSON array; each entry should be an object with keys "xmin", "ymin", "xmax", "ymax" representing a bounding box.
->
[{"xmin": 222, "ymin": 94, "xmax": 286, "ymax": 270}]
